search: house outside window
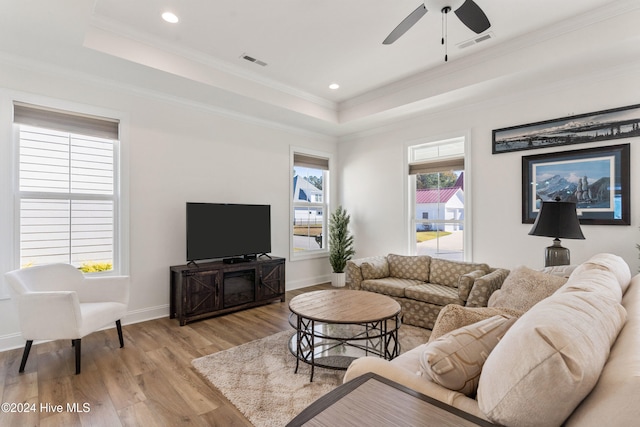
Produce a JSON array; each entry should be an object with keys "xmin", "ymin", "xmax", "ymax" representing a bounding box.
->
[
  {"xmin": 13, "ymin": 102, "xmax": 122, "ymax": 273},
  {"xmin": 408, "ymin": 137, "xmax": 466, "ymax": 261},
  {"xmin": 291, "ymin": 149, "xmax": 330, "ymax": 259}
]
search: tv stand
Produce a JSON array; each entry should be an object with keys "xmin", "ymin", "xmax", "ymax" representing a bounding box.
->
[
  {"xmin": 222, "ymin": 257, "xmax": 251, "ymax": 264},
  {"xmin": 170, "ymin": 256, "xmax": 285, "ymax": 326}
]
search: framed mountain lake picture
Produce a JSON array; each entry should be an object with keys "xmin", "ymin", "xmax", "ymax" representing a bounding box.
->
[{"xmin": 522, "ymin": 144, "xmax": 630, "ymax": 225}]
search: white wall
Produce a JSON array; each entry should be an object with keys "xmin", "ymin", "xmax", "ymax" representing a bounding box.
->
[
  {"xmin": 339, "ymin": 66, "xmax": 640, "ymax": 273},
  {"xmin": 0, "ymin": 61, "xmax": 336, "ymax": 350}
]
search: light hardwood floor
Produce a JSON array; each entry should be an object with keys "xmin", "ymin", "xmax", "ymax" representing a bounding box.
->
[{"xmin": 0, "ymin": 283, "xmax": 333, "ymax": 427}]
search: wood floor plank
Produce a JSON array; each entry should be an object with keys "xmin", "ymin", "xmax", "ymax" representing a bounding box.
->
[
  {"xmin": 145, "ymin": 346, "xmax": 221, "ymax": 415},
  {"xmin": 118, "ymin": 401, "xmax": 161, "ymax": 427},
  {"xmin": 70, "ymin": 366, "xmax": 123, "ymax": 427},
  {"xmin": 0, "ymin": 282, "xmax": 333, "ymax": 426},
  {"xmin": 134, "ymin": 368, "xmax": 210, "ymax": 427},
  {"xmin": 0, "ymin": 372, "xmax": 39, "ymax": 427},
  {"xmin": 92, "ymin": 345, "xmax": 146, "ymax": 410}
]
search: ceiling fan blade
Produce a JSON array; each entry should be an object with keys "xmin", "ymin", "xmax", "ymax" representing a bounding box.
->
[
  {"xmin": 383, "ymin": 4, "xmax": 427, "ymax": 45},
  {"xmin": 454, "ymin": 0, "xmax": 490, "ymax": 34}
]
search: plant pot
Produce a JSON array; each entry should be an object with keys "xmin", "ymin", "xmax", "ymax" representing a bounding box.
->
[{"xmin": 331, "ymin": 272, "xmax": 346, "ymax": 288}]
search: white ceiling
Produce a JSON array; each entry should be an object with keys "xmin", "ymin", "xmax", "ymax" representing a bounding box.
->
[{"xmin": 1, "ymin": 0, "xmax": 639, "ymax": 136}]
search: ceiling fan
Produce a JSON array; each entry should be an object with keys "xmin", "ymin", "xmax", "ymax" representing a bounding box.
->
[{"xmin": 383, "ymin": 0, "xmax": 491, "ymax": 53}]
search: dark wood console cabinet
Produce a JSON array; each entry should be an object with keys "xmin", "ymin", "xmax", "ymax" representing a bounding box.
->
[{"xmin": 170, "ymin": 256, "xmax": 285, "ymax": 326}]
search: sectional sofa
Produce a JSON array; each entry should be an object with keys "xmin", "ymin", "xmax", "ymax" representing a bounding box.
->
[
  {"xmin": 345, "ymin": 254, "xmax": 509, "ymax": 329},
  {"xmin": 344, "ymin": 253, "xmax": 640, "ymax": 426}
]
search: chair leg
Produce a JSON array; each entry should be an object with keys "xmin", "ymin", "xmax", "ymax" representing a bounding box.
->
[
  {"xmin": 116, "ymin": 320, "xmax": 124, "ymax": 348},
  {"xmin": 73, "ymin": 339, "xmax": 81, "ymax": 374},
  {"xmin": 19, "ymin": 340, "xmax": 33, "ymax": 373}
]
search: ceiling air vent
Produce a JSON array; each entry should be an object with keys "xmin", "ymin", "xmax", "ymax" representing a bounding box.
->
[
  {"xmin": 240, "ymin": 53, "xmax": 267, "ymax": 67},
  {"xmin": 457, "ymin": 32, "xmax": 494, "ymax": 49}
]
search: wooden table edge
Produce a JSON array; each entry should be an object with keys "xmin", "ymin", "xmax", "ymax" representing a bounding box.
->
[{"xmin": 285, "ymin": 372, "xmax": 497, "ymax": 427}]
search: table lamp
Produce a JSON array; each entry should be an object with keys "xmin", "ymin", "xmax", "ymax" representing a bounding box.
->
[{"xmin": 528, "ymin": 198, "xmax": 585, "ymax": 267}]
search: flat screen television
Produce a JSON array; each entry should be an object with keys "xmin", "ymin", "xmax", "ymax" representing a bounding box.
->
[{"xmin": 186, "ymin": 203, "xmax": 271, "ymax": 262}]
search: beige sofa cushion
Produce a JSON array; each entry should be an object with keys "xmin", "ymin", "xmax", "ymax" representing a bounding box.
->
[
  {"xmin": 387, "ymin": 254, "xmax": 431, "ymax": 281},
  {"xmin": 429, "ymin": 304, "xmax": 525, "ymax": 342},
  {"xmin": 571, "ymin": 252, "xmax": 632, "ymax": 294},
  {"xmin": 420, "ymin": 315, "xmax": 517, "ymax": 396},
  {"xmin": 488, "ymin": 266, "xmax": 567, "ymax": 312},
  {"xmin": 360, "ymin": 258, "xmax": 390, "ymax": 280},
  {"xmin": 361, "ymin": 277, "xmax": 422, "ymax": 298},
  {"xmin": 430, "ymin": 259, "xmax": 489, "ymax": 288},
  {"xmin": 404, "ymin": 283, "xmax": 463, "ymax": 307},
  {"xmin": 477, "ymin": 290, "xmax": 627, "ymax": 427},
  {"xmin": 565, "ymin": 274, "xmax": 640, "ymax": 426},
  {"xmin": 557, "ymin": 253, "xmax": 631, "ymax": 302}
]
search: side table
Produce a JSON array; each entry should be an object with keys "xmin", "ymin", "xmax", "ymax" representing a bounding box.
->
[{"xmin": 286, "ymin": 372, "xmax": 496, "ymax": 426}]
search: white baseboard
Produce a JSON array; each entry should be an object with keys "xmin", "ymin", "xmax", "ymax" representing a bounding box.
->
[
  {"xmin": 0, "ymin": 304, "xmax": 171, "ymax": 353},
  {"xmin": 286, "ymin": 275, "xmax": 331, "ymax": 290},
  {"xmin": 0, "ymin": 332, "xmax": 25, "ymax": 352},
  {"xmin": 121, "ymin": 304, "xmax": 170, "ymax": 326}
]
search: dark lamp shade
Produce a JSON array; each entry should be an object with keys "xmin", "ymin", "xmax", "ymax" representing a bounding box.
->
[{"xmin": 528, "ymin": 200, "xmax": 585, "ymax": 240}]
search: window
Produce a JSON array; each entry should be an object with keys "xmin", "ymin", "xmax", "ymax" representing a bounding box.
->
[
  {"xmin": 14, "ymin": 102, "xmax": 121, "ymax": 272},
  {"xmin": 408, "ymin": 137, "xmax": 466, "ymax": 261},
  {"xmin": 291, "ymin": 149, "xmax": 330, "ymax": 258}
]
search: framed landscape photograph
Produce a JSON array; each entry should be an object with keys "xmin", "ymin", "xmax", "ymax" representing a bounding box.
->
[
  {"xmin": 522, "ymin": 144, "xmax": 630, "ymax": 225},
  {"xmin": 493, "ymin": 103, "xmax": 640, "ymax": 154}
]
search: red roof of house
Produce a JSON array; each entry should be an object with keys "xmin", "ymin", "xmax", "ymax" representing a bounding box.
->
[{"xmin": 416, "ymin": 187, "xmax": 461, "ymax": 204}]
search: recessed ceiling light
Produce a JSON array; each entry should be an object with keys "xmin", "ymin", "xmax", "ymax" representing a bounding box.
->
[
  {"xmin": 329, "ymin": 83, "xmax": 340, "ymax": 90},
  {"xmin": 162, "ymin": 12, "xmax": 179, "ymax": 23}
]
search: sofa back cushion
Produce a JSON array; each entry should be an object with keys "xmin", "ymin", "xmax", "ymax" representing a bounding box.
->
[
  {"xmin": 565, "ymin": 275, "xmax": 640, "ymax": 426},
  {"xmin": 570, "ymin": 253, "xmax": 632, "ymax": 294},
  {"xmin": 477, "ymin": 288, "xmax": 627, "ymax": 426},
  {"xmin": 557, "ymin": 253, "xmax": 631, "ymax": 301},
  {"xmin": 488, "ymin": 266, "xmax": 567, "ymax": 312},
  {"xmin": 429, "ymin": 259, "xmax": 489, "ymax": 288},
  {"xmin": 387, "ymin": 254, "xmax": 430, "ymax": 282}
]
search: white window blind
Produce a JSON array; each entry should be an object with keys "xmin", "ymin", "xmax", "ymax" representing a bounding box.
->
[{"xmin": 15, "ymin": 103, "xmax": 119, "ymax": 269}]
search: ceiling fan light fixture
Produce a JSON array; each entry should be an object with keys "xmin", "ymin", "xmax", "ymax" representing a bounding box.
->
[
  {"xmin": 383, "ymin": 0, "xmax": 491, "ymax": 46},
  {"xmin": 427, "ymin": 0, "xmax": 465, "ymax": 13}
]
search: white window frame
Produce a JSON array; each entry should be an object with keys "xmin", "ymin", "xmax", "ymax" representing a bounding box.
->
[
  {"xmin": 405, "ymin": 132, "xmax": 472, "ymax": 261},
  {"xmin": 0, "ymin": 92, "xmax": 129, "ymax": 298},
  {"xmin": 290, "ymin": 146, "xmax": 331, "ymax": 261}
]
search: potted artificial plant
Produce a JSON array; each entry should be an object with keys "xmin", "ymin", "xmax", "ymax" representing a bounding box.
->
[{"xmin": 329, "ymin": 206, "xmax": 355, "ymax": 287}]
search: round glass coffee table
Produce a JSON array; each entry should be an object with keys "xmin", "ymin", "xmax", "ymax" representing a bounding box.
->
[{"xmin": 288, "ymin": 289, "xmax": 401, "ymax": 381}]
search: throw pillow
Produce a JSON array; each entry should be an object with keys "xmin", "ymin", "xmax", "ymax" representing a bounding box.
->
[
  {"xmin": 387, "ymin": 254, "xmax": 430, "ymax": 281},
  {"xmin": 360, "ymin": 260, "xmax": 390, "ymax": 280},
  {"xmin": 429, "ymin": 259, "xmax": 489, "ymax": 288},
  {"xmin": 488, "ymin": 265, "xmax": 567, "ymax": 312},
  {"xmin": 429, "ymin": 304, "xmax": 524, "ymax": 343},
  {"xmin": 420, "ymin": 315, "xmax": 517, "ymax": 396},
  {"xmin": 457, "ymin": 270, "xmax": 487, "ymax": 302}
]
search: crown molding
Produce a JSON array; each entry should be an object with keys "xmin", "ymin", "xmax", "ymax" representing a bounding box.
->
[
  {"xmin": 0, "ymin": 51, "xmax": 337, "ymax": 141},
  {"xmin": 87, "ymin": 16, "xmax": 337, "ymax": 111}
]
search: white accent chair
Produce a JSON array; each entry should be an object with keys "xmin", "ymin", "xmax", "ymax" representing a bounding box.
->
[{"xmin": 4, "ymin": 263, "xmax": 129, "ymax": 374}]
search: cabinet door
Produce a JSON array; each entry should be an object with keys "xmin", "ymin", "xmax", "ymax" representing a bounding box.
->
[
  {"xmin": 184, "ymin": 270, "xmax": 220, "ymax": 316},
  {"xmin": 258, "ymin": 261, "xmax": 284, "ymax": 300}
]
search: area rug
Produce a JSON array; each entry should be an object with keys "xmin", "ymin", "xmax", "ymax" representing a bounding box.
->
[{"xmin": 192, "ymin": 325, "xmax": 430, "ymax": 427}]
